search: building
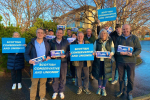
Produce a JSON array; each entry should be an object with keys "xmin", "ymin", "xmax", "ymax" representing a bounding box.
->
[{"xmin": 52, "ymin": 5, "xmax": 97, "ymax": 29}]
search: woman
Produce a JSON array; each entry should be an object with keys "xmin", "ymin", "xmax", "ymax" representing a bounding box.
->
[
  {"xmin": 92, "ymin": 29, "xmax": 115, "ymax": 96},
  {"xmin": 7, "ymin": 32, "xmax": 25, "ymax": 90}
]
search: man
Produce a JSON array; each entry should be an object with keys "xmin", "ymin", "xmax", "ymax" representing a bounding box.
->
[
  {"xmin": 24, "ymin": 28, "xmax": 50, "ymax": 100},
  {"xmin": 84, "ymin": 28, "xmax": 96, "ymax": 79},
  {"xmin": 110, "ymin": 24, "xmax": 128, "ymax": 86},
  {"xmin": 115, "ymin": 24, "xmax": 141, "ymax": 100},
  {"xmin": 50, "ymin": 28, "xmax": 69, "ymax": 99},
  {"xmin": 48, "ymin": 29, "xmax": 54, "ymax": 35},
  {"xmin": 71, "ymin": 31, "xmax": 92, "ymax": 95},
  {"xmin": 63, "ymin": 29, "xmax": 72, "ymax": 39},
  {"xmin": 45, "ymin": 28, "xmax": 49, "ymax": 35}
]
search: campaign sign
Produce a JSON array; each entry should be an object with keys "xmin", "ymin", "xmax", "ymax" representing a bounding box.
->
[
  {"xmin": 96, "ymin": 51, "xmax": 110, "ymax": 58},
  {"xmin": 117, "ymin": 45, "xmax": 133, "ymax": 53},
  {"xmin": 57, "ymin": 25, "xmax": 66, "ymax": 30},
  {"xmin": 70, "ymin": 44, "xmax": 94, "ymax": 61},
  {"xmin": 33, "ymin": 60, "xmax": 61, "ymax": 78},
  {"xmin": 46, "ymin": 35, "xmax": 56, "ymax": 39},
  {"xmin": 98, "ymin": 7, "xmax": 117, "ymax": 22},
  {"xmin": 71, "ymin": 27, "xmax": 78, "ymax": 32},
  {"xmin": 67, "ymin": 38, "xmax": 76, "ymax": 43},
  {"xmin": 32, "ymin": 55, "xmax": 46, "ymax": 65},
  {"xmin": 50, "ymin": 50, "xmax": 65, "ymax": 57},
  {"xmin": 2, "ymin": 38, "xmax": 25, "ymax": 53},
  {"xmin": 107, "ymin": 27, "xmax": 113, "ymax": 34}
]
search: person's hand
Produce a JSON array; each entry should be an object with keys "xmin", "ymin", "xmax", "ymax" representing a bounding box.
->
[
  {"xmin": 29, "ymin": 60, "xmax": 35, "ymax": 65},
  {"xmin": 61, "ymin": 55, "xmax": 66, "ymax": 58},
  {"xmin": 24, "ymin": 44, "xmax": 27, "ymax": 47},
  {"xmin": 51, "ymin": 56, "xmax": 56, "ymax": 58},
  {"xmin": 127, "ymin": 52, "xmax": 132, "ymax": 56},
  {"xmin": 70, "ymin": 53, "xmax": 71, "ymax": 56},
  {"xmin": 46, "ymin": 56, "xmax": 51, "ymax": 61},
  {"xmin": 93, "ymin": 52, "xmax": 96, "ymax": 56},
  {"xmin": 108, "ymin": 53, "xmax": 112, "ymax": 59},
  {"xmin": 120, "ymin": 52, "xmax": 128, "ymax": 55}
]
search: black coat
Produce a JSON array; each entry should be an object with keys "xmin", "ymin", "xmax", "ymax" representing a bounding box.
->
[
  {"xmin": 92, "ymin": 38, "xmax": 113, "ymax": 80},
  {"xmin": 7, "ymin": 53, "xmax": 24, "ymax": 70},
  {"xmin": 49, "ymin": 37, "xmax": 69, "ymax": 63},
  {"xmin": 109, "ymin": 31, "xmax": 120, "ymax": 46},
  {"xmin": 24, "ymin": 37, "xmax": 50, "ymax": 69}
]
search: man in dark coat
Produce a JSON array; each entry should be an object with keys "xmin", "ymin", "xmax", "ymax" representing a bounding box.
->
[
  {"xmin": 115, "ymin": 24, "xmax": 141, "ymax": 100},
  {"xmin": 50, "ymin": 28, "xmax": 69, "ymax": 100}
]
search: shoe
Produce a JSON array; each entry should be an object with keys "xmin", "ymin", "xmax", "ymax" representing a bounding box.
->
[
  {"xmin": 90, "ymin": 74, "xmax": 94, "ymax": 80},
  {"xmin": 12, "ymin": 84, "xmax": 16, "ymax": 90},
  {"xmin": 83, "ymin": 89, "xmax": 91, "ymax": 94},
  {"xmin": 96, "ymin": 88, "xmax": 101, "ymax": 95},
  {"xmin": 29, "ymin": 86, "xmax": 31, "ymax": 89},
  {"xmin": 116, "ymin": 92, "xmax": 123, "ymax": 97},
  {"xmin": 72, "ymin": 78, "xmax": 75, "ymax": 82},
  {"xmin": 52, "ymin": 93, "xmax": 58, "ymax": 100},
  {"xmin": 101, "ymin": 89, "xmax": 107, "ymax": 96},
  {"xmin": 18, "ymin": 83, "xmax": 22, "ymax": 89},
  {"xmin": 40, "ymin": 97, "xmax": 48, "ymax": 100},
  {"xmin": 59, "ymin": 92, "xmax": 65, "ymax": 99},
  {"xmin": 127, "ymin": 95, "xmax": 133, "ymax": 100},
  {"xmin": 111, "ymin": 80, "xmax": 118, "ymax": 84},
  {"xmin": 77, "ymin": 87, "xmax": 82, "ymax": 94},
  {"xmin": 125, "ymin": 81, "xmax": 127, "ymax": 86}
]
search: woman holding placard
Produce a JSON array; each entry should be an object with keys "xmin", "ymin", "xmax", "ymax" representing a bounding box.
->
[
  {"xmin": 7, "ymin": 32, "xmax": 26, "ymax": 90},
  {"xmin": 92, "ymin": 29, "xmax": 115, "ymax": 96}
]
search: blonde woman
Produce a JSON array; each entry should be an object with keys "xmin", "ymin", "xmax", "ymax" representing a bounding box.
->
[
  {"xmin": 92, "ymin": 29, "xmax": 115, "ymax": 96},
  {"xmin": 7, "ymin": 32, "xmax": 26, "ymax": 90}
]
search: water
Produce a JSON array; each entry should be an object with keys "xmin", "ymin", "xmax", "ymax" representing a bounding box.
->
[{"xmin": 133, "ymin": 41, "xmax": 150, "ymax": 97}]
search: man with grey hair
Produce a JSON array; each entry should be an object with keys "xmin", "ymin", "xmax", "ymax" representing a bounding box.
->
[
  {"xmin": 25, "ymin": 28, "xmax": 51, "ymax": 100},
  {"xmin": 84, "ymin": 28, "xmax": 96, "ymax": 80},
  {"xmin": 71, "ymin": 31, "xmax": 92, "ymax": 95},
  {"xmin": 115, "ymin": 24, "xmax": 141, "ymax": 100},
  {"xmin": 49, "ymin": 28, "xmax": 69, "ymax": 99}
]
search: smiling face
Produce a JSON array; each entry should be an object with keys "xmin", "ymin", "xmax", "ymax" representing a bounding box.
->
[
  {"xmin": 77, "ymin": 33, "xmax": 84, "ymax": 42},
  {"xmin": 86, "ymin": 29, "xmax": 92, "ymax": 37},
  {"xmin": 116, "ymin": 27, "xmax": 122, "ymax": 36},
  {"xmin": 67, "ymin": 30, "xmax": 72, "ymax": 36},
  {"xmin": 36, "ymin": 29, "xmax": 44, "ymax": 39},
  {"xmin": 13, "ymin": 33, "xmax": 20, "ymax": 38},
  {"xmin": 56, "ymin": 30, "xmax": 63, "ymax": 39},
  {"xmin": 122, "ymin": 24, "xmax": 131, "ymax": 36},
  {"xmin": 100, "ymin": 31, "xmax": 108, "ymax": 41}
]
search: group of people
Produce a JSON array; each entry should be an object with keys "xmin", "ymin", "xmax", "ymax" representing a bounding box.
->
[{"xmin": 7, "ymin": 21, "xmax": 141, "ymax": 100}]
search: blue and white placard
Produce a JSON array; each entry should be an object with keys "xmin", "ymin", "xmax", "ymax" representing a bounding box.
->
[
  {"xmin": 67, "ymin": 38, "xmax": 76, "ymax": 43},
  {"xmin": 31, "ymin": 55, "xmax": 46, "ymax": 65},
  {"xmin": 2, "ymin": 38, "xmax": 25, "ymax": 53},
  {"xmin": 33, "ymin": 60, "xmax": 61, "ymax": 78},
  {"xmin": 96, "ymin": 51, "xmax": 110, "ymax": 58},
  {"xmin": 117, "ymin": 45, "xmax": 133, "ymax": 53},
  {"xmin": 57, "ymin": 25, "xmax": 66, "ymax": 30},
  {"xmin": 71, "ymin": 27, "xmax": 78, "ymax": 32},
  {"xmin": 46, "ymin": 35, "xmax": 56, "ymax": 39},
  {"xmin": 50, "ymin": 50, "xmax": 65, "ymax": 57}
]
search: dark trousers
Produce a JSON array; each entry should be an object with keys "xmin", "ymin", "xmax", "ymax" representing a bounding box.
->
[
  {"xmin": 70, "ymin": 61, "xmax": 76, "ymax": 78},
  {"xmin": 11, "ymin": 69, "xmax": 22, "ymax": 84},
  {"xmin": 52, "ymin": 63, "xmax": 67, "ymax": 93},
  {"xmin": 76, "ymin": 62, "xmax": 89, "ymax": 89},
  {"xmin": 118, "ymin": 62, "xmax": 135, "ymax": 95}
]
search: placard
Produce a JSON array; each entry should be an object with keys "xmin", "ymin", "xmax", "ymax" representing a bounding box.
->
[
  {"xmin": 2, "ymin": 38, "xmax": 25, "ymax": 53},
  {"xmin": 50, "ymin": 50, "xmax": 65, "ymax": 57},
  {"xmin": 33, "ymin": 60, "xmax": 61, "ymax": 78},
  {"xmin": 98, "ymin": 7, "xmax": 117, "ymax": 22},
  {"xmin": 71, "ymin": 27, "xmax": 78, "ymax": 32},
  {"xmin": 31, "ymin": 55, "xmax": 46, "ymax": 65},
  {"xmin": 67, "ymin": 38, "xmax": 76, "ymax": 43},
  {"xmin": 117, "ymin": 45, "xmax": 133, "ymax": 53},
  {"xmin": 96, "ymin": 51, "xmax": 110, "ymax": 58},
  {"xmin": 70, "ymin": 44, "xmax": 94, "ymax": 61},
  {"xmin": 107, "ymin": 27, "xmax": 113, "ymax": 34},
  {"xmin": 57, "ymin": 25, "xmax": 66, "ymax": 30},
  {"xmin": 46, "ymin": 35, "xmax": 56, "ymax": 39}
]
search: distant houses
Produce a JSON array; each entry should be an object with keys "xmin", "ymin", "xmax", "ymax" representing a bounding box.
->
[{"xmin": 145, "ymin": 32, "xmax": 150, "ymax": 38}]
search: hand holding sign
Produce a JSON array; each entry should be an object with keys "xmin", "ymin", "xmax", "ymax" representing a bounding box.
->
[
  {"xmin": 46, "ymin": 56, "xmax": 51, "ymax": 61},
  {"xmin": 127, "ymin": 52, "xmax": 132, "ymax": 56},
  {"xmin": 29, "ymin": 60, "xmax": 35, "ymax": 65},
  {"xmin": 61, "ymin": 55, "xmax": 66, "ymax": 58}
]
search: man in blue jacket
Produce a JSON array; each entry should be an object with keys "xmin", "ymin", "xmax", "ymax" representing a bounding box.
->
[{"xmin": 24, "ymin": 28, "xmax": 50, "ymax": 100}]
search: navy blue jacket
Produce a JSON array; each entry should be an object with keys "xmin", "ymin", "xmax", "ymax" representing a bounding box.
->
[
  {"xmin": 7, "ymin": 53, "xmax": 24, "ymax": 70},
  {"xmin": 49, "ymin": 37, "xmax": 69, "ymax": 63},
  {"xmin": 24, "ymin": 37, "xmax": 50, "ymax": 69}
]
